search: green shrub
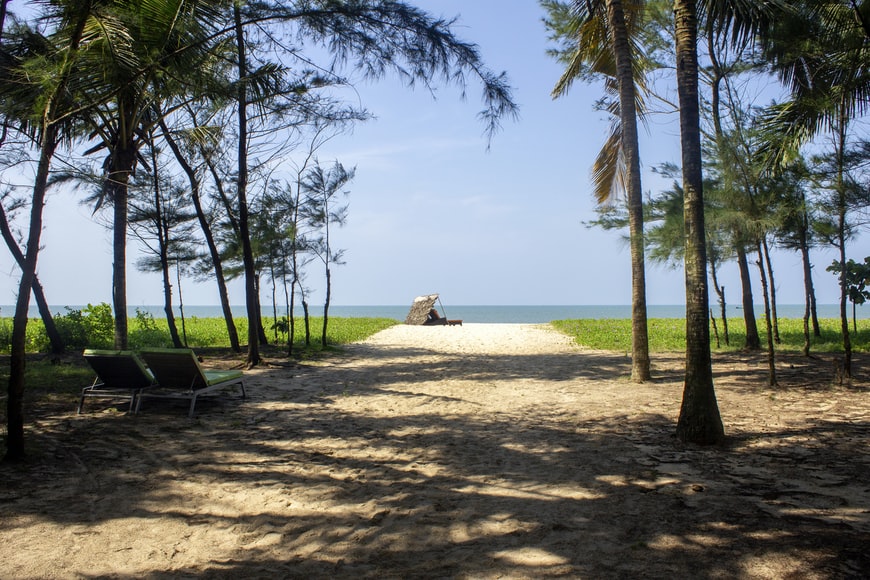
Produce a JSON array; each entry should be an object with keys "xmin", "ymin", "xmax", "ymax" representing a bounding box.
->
[
  {"xmin": 51, "ymin": 303, "xmax": 115, "ymax": 350},
  {"xmin": 129, "ymin": 308, "xmax": 168, "ymax": 347},
  {"xmin": 0, "ymin": 316, "xmax": 11, "ymax": 352}
]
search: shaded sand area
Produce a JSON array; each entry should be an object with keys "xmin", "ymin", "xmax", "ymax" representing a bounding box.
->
[{"xmin": 1, "ymin": 323, "xmax": 868, "ymax": 578}]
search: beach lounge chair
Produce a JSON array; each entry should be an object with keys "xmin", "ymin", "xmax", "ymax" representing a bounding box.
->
[
  {"xmin": 136, "ymin": 348, "xmax": 246, "ymax": 417},
  {"xmin": 78, "ymin": 349, "xmax": 157, "ymax": 414}
]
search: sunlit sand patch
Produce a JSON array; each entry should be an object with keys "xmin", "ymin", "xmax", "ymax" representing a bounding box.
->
[
  {"xmin": 449, "ymin": 512, "xmax": 538, "ymax": 543},
  {"xmin": 738, "ymin": 551, "xmax": 832, "ymax": 580},
  {"xmin": 775, "ymin": 506, "xmax": 870, "ymax": 528},
  {"xmin": 490, "ymin": 547, "xmax": 570, "ymax": 567},
  {"xmin": 451, "ymin": 482, "xmax": 605, "ymax": 502}
]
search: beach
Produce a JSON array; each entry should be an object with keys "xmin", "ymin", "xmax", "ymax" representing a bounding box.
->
[{"xmin": 1, "ymin": 323, "xmax": 868, "ymax": 578}]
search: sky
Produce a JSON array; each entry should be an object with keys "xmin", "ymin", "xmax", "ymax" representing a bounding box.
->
[{"xmin": 0, "ymin": 0, "xmax": 866, "ymax": 309}]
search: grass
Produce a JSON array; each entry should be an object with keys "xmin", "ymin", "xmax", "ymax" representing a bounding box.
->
[
  {"xmin": 0, "ymin": 314, "xmax": 400, "ymax": 353},
  {"xmin": 1, "ymin": 314, "xmax": 864, "ymax": 406},
  {"xmin": 0, "ymin": 316, "xmax": 400, "ymax": 402},
  {"xmin": 550, "ymin": 317, "xmax": 870, "ymax": 354},
  {"xmin": 139, "ymin": 316, "xmax": 400, "ymax": 350}
]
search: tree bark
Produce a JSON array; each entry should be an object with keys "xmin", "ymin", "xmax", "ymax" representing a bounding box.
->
[
  {"xmin": 158, "ymin": 222, "xmax": 183, "ymax": 348},
  {"xmin": 5, "ymin": 4, "xmax": 89, "ymax": 460},
  {"xmin": 756, "ymin": 242, "xmax": 777, "ymax": 386},
  {"xmin": 606, "ymin": 0, "xmax": 651, "ymax": 382},
  {"xmin": 736, "ymin": 244, "xmax": 761, "ymax": 349},
  {"xmin": 108, "ymin": 132, "xmax": 136, "ymax": 350},
  {"xmin": 835, "ymin": 106, "xmax": 851, "ymax": 378},
  {"xmin": 235, "ymin": 3, "xmax": 260, "ymax": 366},
  {"xmin": 322, "ymin": 266, "xmax": 331, "ymax": 347},
  {"xmin": 709, "ymin": 258, "xmax": 729, "ymax": 346},
  {"xmin": 673, "ymin": 0, "xmax": 725, "ymax": 445},
  {"xmin": 797, "ymin": 200, "xmax": 821, "ymax": 346},
  {"xmin": 0, "ymin": 204, "xmax": 64, "ymax": 353},
  {"xmin": 160, "ymin": 118, "xmax": 240, "ymax": 352},
  {"xmin": 761, "ymin": 237, "xmax": 780, "ymax": 344},
  {"xmin": 149, "ymin": 134, "xmax": 183, "ymax": 348},
  {"xmin": 5, "ymin": 131, "xmax": 57, "ymax": 461}
]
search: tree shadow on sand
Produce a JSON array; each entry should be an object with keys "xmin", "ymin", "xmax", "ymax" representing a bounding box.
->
[{"xmin": 1, "ymin": 343, "xmax": 868, "ymax": 578}]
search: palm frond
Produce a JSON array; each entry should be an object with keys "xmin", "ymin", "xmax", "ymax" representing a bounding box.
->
[{"xmin": 590, "ymin": 117, "xmax": 625, "ymax": 205}]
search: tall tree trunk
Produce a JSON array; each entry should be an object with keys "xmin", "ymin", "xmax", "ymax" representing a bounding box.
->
[
  {"xmin": 5, "ymin": 130, "xmax": 57, "ymax": 461},
  {"xmin": 607, "ymin": 0, "xmax": 650, "ymax": 382},
  {"xmin": 109, "ymin": 137, "xmax": 136, "ymax": 350},
  {"xmin": 797, "ymin": 202, "xmax": 821, "ymax": 341},
  {"xmin": 255, "ymin": 282, "xmax": 268, "ymax": 345},
  {"xmin": 158, "ymin": 233, "xmax": 182, "ymax": 347},
  {"xmin": 302, "ymin": 295, "xmax": 311, "ymax": 346},
  {"xmin": 160, "ymin": 118, "xmax": 240, "ymax": 352},
  {"xmin": 270, "ymin": 261, "xmax": 279, "ymax": 343},
  {"xmin": 322, "ymin": 266, "xmax": 331, "ymax": 347},
  {"xmin": 800, "ymin": 223, "xmax": 813, "ymax": 356},
  {"xmin": 761, "ymin": 237, "xmax": 780, "ymax": 344},
  {"xmin": 150, "ymin": 135, "xmax": 183, "ymax": 348},
  {"xmin": 288, "ymin": 263, "xmax": 297, "ymax": 356},
  {"xmin": 709, "ymin": 258, "xmax": 729, "ymax": 346},
  {"xmin": 736, "ymin": 244, "xmax": 761, "ymax": 349},
  {"xmin": 673, "ymin": 0, "xmax": 725, "ymax": 445},
  {"xmin": 281, "ymin": 246, "xmax": 292, "ymax": 352},
  {"xmin": 756, "ymin": 242, "xmax": 777, "ymax": 386},
  {"xmin": 802, "ymin": 289, "xmax": 811, "ymax": 357},
  {"xmin": 5, "ymin": 5, "xmax": 88, "ymax": 460},
  {"xmin": 235, "ymin": 3, "xmax": 260, "ymax": 366},
  {"xmin": 835, "ymin": 108, "xmax": 851, "ymax": 378},
  {"xmin": 0, "ymin": 204, "xmax": 64, "ymax": 353},
  {"xmin": 176, "ymin": 261, "xmax": 188, "ymax": 345}
]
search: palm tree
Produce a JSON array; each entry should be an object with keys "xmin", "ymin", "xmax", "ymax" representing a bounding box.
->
[
  {"xmin": 672, "ymin": 0, "xmax": 792, "ymax": 444},
  {"xmin": 607, "ymin": 0, "xmax": 651, "ymax": 381},
  {"xmin": 543, "ymin": 0, "xmax": 652, "ymax": 381},
  {"xmin": 673, "ymin": 0, "xmax": 724, "ymax": 445},
  {"xmin": 0, "ymin": 0, "xmax": 97, "ymax": 461},
  {"xmin": 81, "ymin": 0, "xmax": 226, "ymax": 350}
]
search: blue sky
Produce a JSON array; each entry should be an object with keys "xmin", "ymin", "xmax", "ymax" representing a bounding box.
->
[{"xmin": 0, "ymin": 0, "xmax": 865, "ymax": 309}]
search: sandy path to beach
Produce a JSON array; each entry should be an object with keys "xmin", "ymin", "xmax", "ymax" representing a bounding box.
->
[{"xmin": 1, "ymin": 323, "xmax": 868, "ymax": 578}]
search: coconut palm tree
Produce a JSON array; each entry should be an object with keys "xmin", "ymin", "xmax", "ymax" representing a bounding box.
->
[
  {"xmin": 0, "ymin": 0, "xmax": 103, "ymax": 461},
  {"xmin": 543, "ymin": 0, "xmax": 653, "ymax": 381},
  {"xmin": 672, "ymin": 0, "xmax": 724, "ymax": 444},
  {"xmin": 672, "ymin": 0, "xmax": 791, "ymax": 443},
  {"xmin": 81, "ymin": 0, "xmax": 227, "ymax": 350}
]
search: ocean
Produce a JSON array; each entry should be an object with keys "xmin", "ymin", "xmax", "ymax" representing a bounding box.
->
[{"xmin": 6, "ymin": 303, "xmax": 865, "ymax": 323}]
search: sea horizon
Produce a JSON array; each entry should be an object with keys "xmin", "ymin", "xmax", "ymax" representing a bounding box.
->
[{"xmin": 4, "ymin": 303, "xmax": 866, "ymax": 324}]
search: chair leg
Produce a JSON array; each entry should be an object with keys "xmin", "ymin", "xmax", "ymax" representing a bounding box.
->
[
  {"xmin": 127, "ymin": 390, "xmax": 139, "ymax": 414},
  {"xmin": 188, "ymin": 394, "xmax": 198, "ymax": 418}
]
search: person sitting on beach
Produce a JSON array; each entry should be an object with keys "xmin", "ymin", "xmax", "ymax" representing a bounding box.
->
[{"xmin": 426, "ymin": 308, "xmax": 442, "ymax": 322}]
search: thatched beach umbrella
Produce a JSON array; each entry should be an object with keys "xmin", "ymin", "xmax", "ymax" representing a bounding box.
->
[{"xmin": 405, "ymin": 294, "xmax": 440, "ymax": 325}]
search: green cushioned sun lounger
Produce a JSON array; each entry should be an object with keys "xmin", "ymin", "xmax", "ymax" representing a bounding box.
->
[
  {"xmin": 136, "ymin": 348, "xmax": 246, "ymax": 418},
  {"xmin": 79, "ymin": 349, "xmax": 156, "ymax": 414}
]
